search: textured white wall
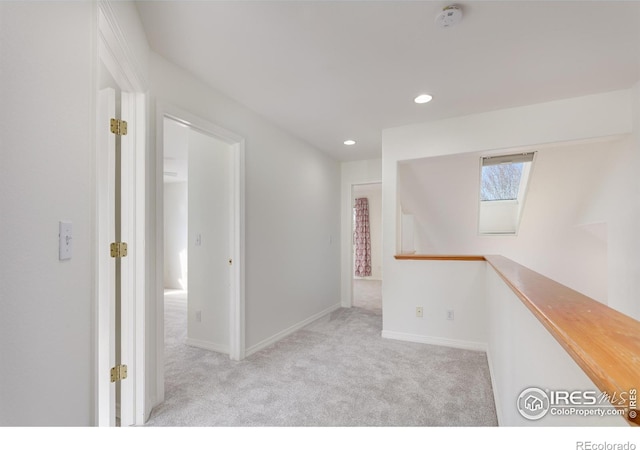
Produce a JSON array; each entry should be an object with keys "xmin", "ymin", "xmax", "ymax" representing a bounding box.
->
[
  {"xmin": 163, "ymin": 182, "xmax": 188, "ymax": 290},
  {"xmin": 149, "ymin": 52, "xmax": 341, "ymax": 357},
  {"xmin": 382, "ymin": 260, "xmax": 488, "ymax": 350},
  {"xmin": 382, "ymin": 89, "xmax": 636, "ymax": 338},
  {"xmin": 0, "ymin": 1, "xmax": 96, "ymax": 425},
  {"xmin": 607, "ymin": 82, "xmax": 640, "ymax": 320},
  {"xmin": 397, "ymin": 138, "xmax": 633, "ymax": 304}
]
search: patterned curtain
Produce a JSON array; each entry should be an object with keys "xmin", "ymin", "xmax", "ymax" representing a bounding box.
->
[{"xmin": 354, "ymin": 197, "xmax": 372, "ymax": 277}]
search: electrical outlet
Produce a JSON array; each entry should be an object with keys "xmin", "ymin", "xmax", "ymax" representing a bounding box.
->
[
  {"xmin": 196, "ymin": 310, "xmax": 202, "ymax": 322},
  {"xmin": 416, "ymin": 307, "xmax": 423, "ymax": 318},
  {"xmin": 447, "ymin": 310, "xmax": 455, "ymax": 321}
]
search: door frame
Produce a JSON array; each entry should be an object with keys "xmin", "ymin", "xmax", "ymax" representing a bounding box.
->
[
  {"xmin": 154, "ymin": 102, "xmax": 246, "ymax": 404},
  {"xmin": 347, "ymin": 182, "xmax": 382, "ymax": 308},
  {"xmin": 96, "ymin": 0, "xmax": 147, "ymax": 426}
]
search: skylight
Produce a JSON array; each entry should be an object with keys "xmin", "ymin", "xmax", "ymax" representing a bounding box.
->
[{"xmin": 478, "ymin": 152, "xmax": 535, "ymax": 235}]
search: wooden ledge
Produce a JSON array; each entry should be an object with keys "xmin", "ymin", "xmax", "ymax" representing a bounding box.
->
[
  {"xmin": 394, "ymin": 254, "xmax": 486, "ymax": 261},
  {"xmin": 394, "ymin": 254, "xmax": 640, "ymax": 425}
]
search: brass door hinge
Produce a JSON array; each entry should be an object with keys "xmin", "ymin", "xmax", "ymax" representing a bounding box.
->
[
  {"xmin": 110, "ymin": 118, "xmax": 128, "ymax": 136},
  {"xmin": 110, "ymin": 242, "xmax": 128, "ymax": 258},
  {"xmin": 110, "ymin": 364, "xmax": 128, "ymax": 383}
]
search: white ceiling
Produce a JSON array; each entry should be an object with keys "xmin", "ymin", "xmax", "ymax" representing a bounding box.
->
[{"xmin": 136, "ymin": 1, "xmax": 640, "ymax": 162}]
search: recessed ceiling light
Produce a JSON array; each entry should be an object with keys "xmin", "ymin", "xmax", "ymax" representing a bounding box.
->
[
  {"xmin": 414, "ymin": 94, "xmax": 433, "ymax": 104},
  {"xmin": 344, "ymin": 140, "xmax": 356, "ymax": 146}
]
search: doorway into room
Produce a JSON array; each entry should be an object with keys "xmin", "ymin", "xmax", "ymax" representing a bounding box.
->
[
  {"xmin": 162, "ymin": 116, "xmax": 235, "ymax": 354},
  {"xmin": 155, "ymin": 107, "xmax": 246, "ymax": 406},
  {"xmin": 162, "ymin": 117, "xmax": 190, "ymax": 348},
  {"xmin": 351, "ymin": 183, "xmax": 382, "ymax": 312}
]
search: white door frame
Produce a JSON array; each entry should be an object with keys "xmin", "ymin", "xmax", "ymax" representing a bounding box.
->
[
  {"xmin": 96, "ymin": 0, "xmax": 147, "ymax": 426},
  {"xmin": 348, "ymin": 182, "xmax": 382, "ymax": 308},
  {"xmin": 154, "ymin": 103, "xmax": 246, "ymax": 404}
]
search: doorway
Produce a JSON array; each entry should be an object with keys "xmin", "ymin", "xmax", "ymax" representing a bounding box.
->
[
  {"xmin": 155, "ymin": 106, "xmax": 246, "ymax": 405},
  {"xmin": 163, "ymin": 118, "xmax": 189, "ymax": 350},
  {"xmin": 162, "ymin": 116, "xmax": 234, "ymax": 352},
  {"xmin": 351, "ymin": 183, "xmax": 382, "ymax": 312}
]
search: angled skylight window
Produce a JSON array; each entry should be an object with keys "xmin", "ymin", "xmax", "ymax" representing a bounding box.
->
[{"xmin": 479, "ymin": 152, "xmax": 535, "ymax": 235}]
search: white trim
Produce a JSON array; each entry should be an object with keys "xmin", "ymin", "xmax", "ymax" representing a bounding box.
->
[
  {"xmin": 381, "ymin": 330, "xmax": 488, "ymax": 352},
  {"xmin": 246, "ymin": 303, "xmax": 342, "ymax": 357},
  {"xmin": 185, "ymin": 339, "xmax": 230, "ymax": 355},
  {"xmin": 485, "ymin": 347, "xmax": 504, "ymax": 426},
  {"xmin": 96, "ymin": 0, "xmax": 147, "ymax": 427},
  {"xmin": 96, "ymin": 87, "xmax": 117, "ymax": 427},
  {"xmin": 97, "ymin": 1, "xmax": 147, "ymax": 91}
]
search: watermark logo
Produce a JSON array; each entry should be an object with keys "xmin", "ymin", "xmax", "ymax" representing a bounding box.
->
[
  {"xmin": 517, "ymin": 387, "xmax": 636, "ymax": 421},
  {"xmin": 517, "ymin": 387, "xmax": 550, "ymax": 420}
]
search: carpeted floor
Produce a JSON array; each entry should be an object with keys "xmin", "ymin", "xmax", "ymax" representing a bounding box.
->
[{"xmin": 145, "ymin": 292, "xmax": 497, "ymax": 426}]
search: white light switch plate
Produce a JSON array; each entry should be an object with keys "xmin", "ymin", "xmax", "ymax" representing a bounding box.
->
[{"xmin": 59, "ymin": 221, "xmax": 72, "ymax": 260}]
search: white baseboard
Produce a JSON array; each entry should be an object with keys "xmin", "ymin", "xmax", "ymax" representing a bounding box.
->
[
  {"xmin": 381, "ymin": 330, "xmax": 487, "ymax": 352},
  {"xmin": 485, "ymin": 347, "xmax": 504, "ymax": 426},
  {"xmin": 246, "ymin": 303, "xmax": 342, "ymax": 357},
  {"xmin": 186, "ymin": 338, "xmax": 229, "ymax": 355}
]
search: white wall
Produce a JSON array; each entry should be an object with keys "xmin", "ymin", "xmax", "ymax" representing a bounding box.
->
[
  {"xmin": 383, "ymin": 89, "xmax": 638, "ymax": 345},
  {"xmin": 163, "ymin": 182, "xmax": 188, "ymax": 290},
  {"xmin": 0, "ymin": 1, "xmax": 96, "ymax": 425},
  {"xmin": 607, "ymin": 82, "xmax": 640, "ymax": 320},
  {"xmin": 352, "ymin": 184, "xmax": 382, "ymax": 280},
  {"xmin": 397, "ymin": 138, "xmax": 631, "ymax": 304},
  {"xmin": 486, "ymin": 267, "xmax": 625, "ymax": 426},
  {"xmin": 149, "ymin": 53, "xmax": 341, "ymax": 360},
  {"xmin": 382, "ymin": 261, "xmax": 487, "ymax": 351},
  {"xmin": 381, "ymin": 87, "xmax": 638, "ymax": 427},
  {"xmin": 340, "ymin": 159, "xmax": 382, "ymax": 306}
]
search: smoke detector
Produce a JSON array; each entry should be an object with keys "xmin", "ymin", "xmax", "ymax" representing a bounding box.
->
[{"xmin": 435, "ymin": 5, "xmax": 463, "ymax": 28}]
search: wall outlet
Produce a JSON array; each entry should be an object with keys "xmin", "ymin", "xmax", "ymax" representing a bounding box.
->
[
  {"xmin": 195, "ymin": 310, "xmax": 202, "ymax": 322},
  {"xmin": 447, "ymin": 310, "xmax": 455, "ymax": 321},
  {"xmin": 195, "ymin": 233, "xmax": 202, "ymax": 246},
  {"xmin": 416, "ymin": 307, "xmax": 423, "ymax": 318}
]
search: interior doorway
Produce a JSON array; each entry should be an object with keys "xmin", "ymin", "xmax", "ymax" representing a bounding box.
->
[
  {"xmin": 351, "ymin": 183, "xmax": 382, "ymax": 312},
  {"xmin": 162, "ymin": 116, "xmax": 233, "ymax": 353},
  {"xmin": 155, "ymin": 106, "xmax": 246, "ymax": 406},
  {"xmin": 163, "ymin": 117, "xmax": 189, "ymax": 352}
]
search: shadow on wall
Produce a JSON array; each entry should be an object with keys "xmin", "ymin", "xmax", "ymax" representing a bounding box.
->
[{"xmin": 396, "ymin": 136, "xmax": 634, "ymax": 304}]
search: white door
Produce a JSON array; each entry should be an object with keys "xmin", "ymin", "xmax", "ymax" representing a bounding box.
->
[
  {"xmin": 97, "ymin": 88, "xmax": 135, "ymax": 426},
  {"xmin": 186, "ymin": 130, "xmax": 232, "ymax": 351}
]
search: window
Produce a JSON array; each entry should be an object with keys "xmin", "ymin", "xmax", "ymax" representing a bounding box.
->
[{"xmin": 479, "ymin": 152, "xmax": 535, "ymax": 235}]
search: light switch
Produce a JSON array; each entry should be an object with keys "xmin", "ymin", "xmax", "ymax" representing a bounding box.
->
[{"xmin": 59, "ymin": 221, "xmax": 72, "ymax": 260}]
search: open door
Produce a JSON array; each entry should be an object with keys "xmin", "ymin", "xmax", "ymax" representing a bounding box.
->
[
  {"xmin": 97, "ymin": 2, "xmax": 146, "ymax": 426},
  {"xmin": 97, "ymin": 88, "xmax": 135, "ymax": 426}
]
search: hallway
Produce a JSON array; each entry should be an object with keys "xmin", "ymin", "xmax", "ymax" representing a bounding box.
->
[{"xmin": 147, "ymin": 295, "xmax": 497, "ymax": 426}]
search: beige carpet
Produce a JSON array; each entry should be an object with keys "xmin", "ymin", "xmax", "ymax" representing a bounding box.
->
[{"xmin": 145, "ymin": 293, "xmax": 497, "ymax": 426}]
